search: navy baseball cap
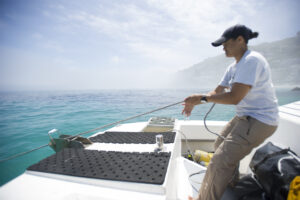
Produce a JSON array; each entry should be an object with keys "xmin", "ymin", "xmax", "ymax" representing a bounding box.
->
[{"xmin": 211, "ymin": 24, "xmax": 258, "ymax": 47}]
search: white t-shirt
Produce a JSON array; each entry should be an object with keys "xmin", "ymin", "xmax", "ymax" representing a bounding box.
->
[{"xmin": 219, "ymin": 50, "xmax": 279, "ymax": 126}]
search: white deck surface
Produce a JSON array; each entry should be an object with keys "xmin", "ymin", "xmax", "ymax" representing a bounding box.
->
[
  {"xmin": 0, "ymin": 157, "xmax": 206, "ymax": 200},
  {"xmin": 0, "ymin": 172, "xmax": 167, "ymax": 200}
]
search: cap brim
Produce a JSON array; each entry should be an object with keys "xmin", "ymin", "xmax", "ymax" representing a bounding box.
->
[{"xmin": 211, "ymin": 37, "xmax": 226, "ymax": 47}]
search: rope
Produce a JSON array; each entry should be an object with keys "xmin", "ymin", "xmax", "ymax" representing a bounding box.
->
[
  {"xmin": 203, "ymin": 103, "xmax": 225, "ymax": 140},
  {"xmin": 71, "ymin": 100, "xmax": 184, "ymax": 138},
  {"xmin": 0, "ymin": 144, "xmax": 49, "ymax": 163},
  {"xmin": 0, "ymin": 100, "xmax": 183, "ymax": 163}
]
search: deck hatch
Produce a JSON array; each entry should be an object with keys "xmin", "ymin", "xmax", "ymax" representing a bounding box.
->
[
  {"xmin": 89, "ymin": 131, "xmax": 176, "ymax": 144},
  {"xmin": 27, "ymin": 148, "xmax": 171, "ymax": 185}
]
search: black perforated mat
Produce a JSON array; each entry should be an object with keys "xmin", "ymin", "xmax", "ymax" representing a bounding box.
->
[
  {"xmin": 89, "ymin": 131, "xmax": 176, "ymax": 144},
  {"xmin": 28, "ymin": 148, "xmax": 171, "ymax": 185}
]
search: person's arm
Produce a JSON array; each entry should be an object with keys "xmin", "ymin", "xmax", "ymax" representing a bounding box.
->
[
  {"xmin": 182, "ymin": 83, "xmax": 251, "ymax": 116},
  {"xmin": 206, "ymin": 83, "xmax": 251, "ymax": 105},
  {"xmin": 207, "ymin": 85, "xmax": 228, "ymax": 96},
  {"xmin": 183, "ymin": 85, "xmax": 228, "ymax": 107},
  {"xmin": 181, "ymin": 85, "xmax": 227, "ymax": 116}
]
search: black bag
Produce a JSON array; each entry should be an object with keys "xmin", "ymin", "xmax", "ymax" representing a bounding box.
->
[
  {"xmin": 249, "ymin": 142, "xmax": 300, "ymax": 200},
  {"xmin": 221, "ymin": 174, "xmax": 268, "ymax": 200}
]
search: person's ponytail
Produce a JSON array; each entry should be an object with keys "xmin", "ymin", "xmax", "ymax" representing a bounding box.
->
[{"xmin": 250, "ymin": 31, "xmax": 259, "ymax": 39}]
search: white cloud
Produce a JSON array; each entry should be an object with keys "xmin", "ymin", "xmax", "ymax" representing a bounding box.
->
[
  {"xmin": 110, "ymin": 56, "xmax": 120, "ymax": 64},
  {"xmin": 1, "ymin": 0, "xmax": 299, "ymax": 90},
  {"xmin": 146, "ymin": 0, "xmax": 255, "ymax": 38},
  {"xmin": 35, "ymin": 0, "xmax": 266, "ymax": 73}
]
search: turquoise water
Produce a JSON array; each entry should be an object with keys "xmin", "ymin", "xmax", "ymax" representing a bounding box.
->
[{"xmin": 0, "ymin": 88, "xmax": 299, "ymax": 186}]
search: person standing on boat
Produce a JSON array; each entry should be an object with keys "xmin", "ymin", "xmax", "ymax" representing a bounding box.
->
[{"xmin": 182, "ymin": 24, "xmax": 279, "ymax": 200}]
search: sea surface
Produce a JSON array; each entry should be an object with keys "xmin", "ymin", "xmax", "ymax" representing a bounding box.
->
[{"xmin": 0, "ymin": 88, "xmax": 299, "ymax": 186}]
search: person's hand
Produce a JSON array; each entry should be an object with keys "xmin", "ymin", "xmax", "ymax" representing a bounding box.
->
[
  {"xmin": 182, "ymin": 102, "xmax": 194, "ymax": 117},
  {"xmin": 188, "ymin": 195, "xmax": 198, "ymax": 200},
  {"xmin": 182, "ymin": 94, "xmax": 203, "ymax": 117}
]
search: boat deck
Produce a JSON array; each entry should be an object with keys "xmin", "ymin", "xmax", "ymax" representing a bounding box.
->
[
  {"xmin": 28, "ymin": 148, "xmax": 171, "ymax": 185},
  {"xmin": 89, "ymin": 131, "xmax": 176, "ymax": 144},
  {"xmin": 0, "ymin": 101, "xmax": 299, "ymax": 200}
]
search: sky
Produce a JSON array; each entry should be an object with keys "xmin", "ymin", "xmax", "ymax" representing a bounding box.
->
[{"xmin": 0, "ymin": 0, "xmax": 299, "ymax": 90}]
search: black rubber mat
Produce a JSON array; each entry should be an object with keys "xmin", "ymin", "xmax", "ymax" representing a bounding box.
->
[
  {"xmin": 28, "ymin": 148, "xmax": 171, "ymax": 185},
  {"xmin": 89, "ymin": 131, "xmax": 176, "ymax": 144}
]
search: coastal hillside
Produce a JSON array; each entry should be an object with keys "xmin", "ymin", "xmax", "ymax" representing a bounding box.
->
[{"xmin": 172, "ymin": 32, "xmax": 300, "ymax": 89}]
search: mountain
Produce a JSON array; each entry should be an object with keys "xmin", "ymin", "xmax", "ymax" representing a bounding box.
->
[{"xmin": 172, "ymin": 32, "xmax": 300, "ymax": 89}]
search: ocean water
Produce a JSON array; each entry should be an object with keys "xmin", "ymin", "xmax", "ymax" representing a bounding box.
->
[{"xmin": 0, "ymin": 88, "xmax": 299, "ymax": 186}]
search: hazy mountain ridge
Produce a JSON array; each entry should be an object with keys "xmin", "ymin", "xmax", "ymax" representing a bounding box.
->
[{"xmin": 173, "ymin": 32, "xmax": 300, "ymax": 88}]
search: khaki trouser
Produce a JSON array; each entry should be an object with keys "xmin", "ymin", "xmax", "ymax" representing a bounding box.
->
[{"xmin": 198, "ymin": 116, "xmax": 277, "ymax": 200}]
